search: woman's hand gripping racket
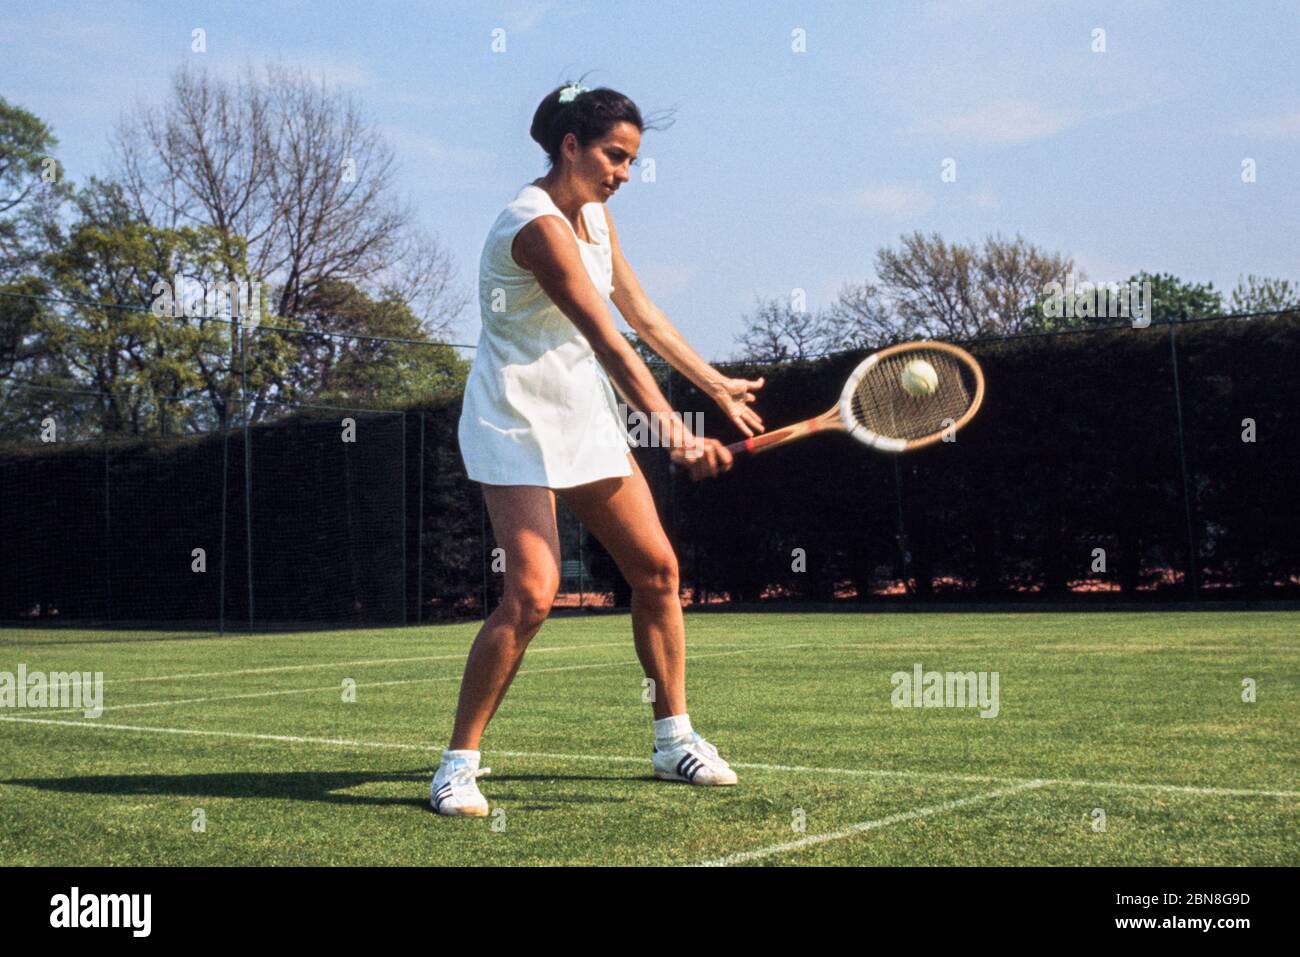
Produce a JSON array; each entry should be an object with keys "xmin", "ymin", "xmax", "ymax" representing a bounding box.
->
[{"xmin": 725, "ymin": 340, "xmax": 985, "ymax": 461}]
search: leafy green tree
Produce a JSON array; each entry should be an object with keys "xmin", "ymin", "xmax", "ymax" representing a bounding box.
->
[
  {"xmin": 1131, "ymin": 271, "xmax": 1223, "ymax": 323},
  {"xmin": 27, "ymin": 179, "xmax": 293, "ymax": 435},
  {"xmin": 0, "ymin": 96, "xmax": 72, "ymax": 281},
  {"xmin": 1229, "ymin": 274, "xmax": 1299, "ymax": 314},
  {"xmin": 289, "ymin": 278, "xmax": 469, "ymax": 408}
]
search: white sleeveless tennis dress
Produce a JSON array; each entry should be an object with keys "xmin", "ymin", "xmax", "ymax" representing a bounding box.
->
[{"xmin": 457, "ymin": 183, "xmax": 633, "ymax": 488}]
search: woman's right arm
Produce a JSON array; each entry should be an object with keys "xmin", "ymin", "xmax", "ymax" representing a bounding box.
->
[{"xmin": 512, "ymin": 216, "xmax": 732, "ymax": 479}]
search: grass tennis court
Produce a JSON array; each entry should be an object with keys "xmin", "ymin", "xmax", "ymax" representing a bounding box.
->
[{"xmin": 1, "ymin": 611, "xmax": 1296, "ymax": 866}]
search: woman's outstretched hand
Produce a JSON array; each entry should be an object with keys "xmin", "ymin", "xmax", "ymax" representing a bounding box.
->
[{"xmin": 708, "ymin": 375, "xmax": 766, "ymax": 438}]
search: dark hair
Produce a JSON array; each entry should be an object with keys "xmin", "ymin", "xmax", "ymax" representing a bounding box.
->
[{"xmin": 529, "ymin": 75, "xmax": 674, "ymax": 169}]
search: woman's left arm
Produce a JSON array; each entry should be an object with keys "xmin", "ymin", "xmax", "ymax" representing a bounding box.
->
[{"xmin": 603, "ymin": 207, "xmax": 766, "ymax": 438}]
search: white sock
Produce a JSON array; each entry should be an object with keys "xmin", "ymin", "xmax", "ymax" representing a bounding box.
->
[
  {"xmin": 654, "ymin": 714, "xmax": 693, "ymax": 748},
  {"xmin": 442, "ymin": 748, "xmax": 480, "ymax": 767}
]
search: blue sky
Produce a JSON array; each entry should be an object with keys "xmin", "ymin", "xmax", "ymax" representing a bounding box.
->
[{"xmin": 2, "ymin": 0, "xmax": 1297, "ymax": 360}]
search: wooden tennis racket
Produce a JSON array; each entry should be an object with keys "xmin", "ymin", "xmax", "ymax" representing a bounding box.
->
[{"xmin": 725, "ymin": 340, "xmax": 985, "ymax": 460}]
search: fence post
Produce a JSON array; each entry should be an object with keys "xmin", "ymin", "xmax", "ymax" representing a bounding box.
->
[
  {"xmin": 239, "ymin": 313, "xmax": 254, "ymax": 630},
  {"xmin": 219, "ymin": 422, "xmax": 229, "ymax": 636},
  {"xmin": 103, "ymin": 437, "xmax": 113, "ymax": 624},
  {"xmin": 417, "ymin": 411, "xmax": 424, "ymax": 625},
  {"xmin": 401, "ymin": 411, "xmax": 407, "ymax": 627}
]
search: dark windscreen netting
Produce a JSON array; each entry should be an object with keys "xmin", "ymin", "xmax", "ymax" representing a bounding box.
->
[
  {"xmin": 0, "ymin": 408, "xmax": 411, "ymax": 636},
  {"xmin": 103, "ymin": 432, "xmax": 231, "ymax": 626},
  {"xmin": 667, "ymin": 353, "xmax": 903, "ymax": 603},
  {"xmin": 242, "ymin": 412, "xmax": 405, "ymax": 627},
  {"xmin": 3, "ymin": 311, "xmax": 1298, "ymax": 633},
  {"xmin": 1175, "ymin": 317, "xmax": 1300, "ymax": 593},
  {"xmin": 899, "ymin": 326, "xmax": 1193, "ymax": 597},
  {"xmin": 660, "ymin": 313, "xmax": 1300, "ymax": 603},
  {"xmin": 0, "ymin": 431, "xmax": 228, "ymax": 633},
  {"xmin": 1, "ymin": 439, "xmax": 109, "ymax": 624}
]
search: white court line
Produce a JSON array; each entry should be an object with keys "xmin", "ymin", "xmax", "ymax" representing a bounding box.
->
[
  {"xmin": 26, "ymin": 638, "xmax": 1295, "ymax": 688},
  {"xmin": 41, "ymin": 644, "xmax": 817, "ymax": 715},
  {"xmin": 2, "ymin": 714, "xmax": 1297, "ymax": 800},
  {"xmin": 63, "ymin": 640, "xmax": 746, "ymax": 685},
  {"xmin": 693, "ymin": 780, "xmax": 1048, "ymax": 867},
  {"xmin": 99, "ymin": 642, "xmax": 631, "ymax": 684},
  {"xmin": 719, "ymin": 759, "xmax": 1300, "ymax": 799},
  {"xmin": 822, "ymin": 643, "xmax": 1300, "ymax": 654}
]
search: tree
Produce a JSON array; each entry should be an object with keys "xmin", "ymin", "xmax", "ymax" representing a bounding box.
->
[
  {"xmin": 874, "ymin": 232, "xmax": 981, "ymax": 339},
  {"xmin": 290, "ymin": 279, "xmax": 469, "ymax": 407},
  {"xmin": 1229, "ymin": 274, "xmax": 1299, "ymax": 314},
  {"xmin": 0, "ymin": 273, "xmax": 48, "ymax": 380},
  {"xmin": 978, "ymin": 234, "xmax": 1074, "ymax": 334},
  {"xmin": 28, "ymin": 178, "xmax": 292, "ymax": 435},
  {"xmin": 823, "ymin": 280, "xmax": 911, "ymax": 349},
  {"xmin": 874, "ymin": 231, "xmax": 1074, "ymax": 339},
  {"xmin": 0, "ymin": 97, "xmax": 72, "ymax": 281},
  {"xmin": 732, "ymin": 295, "xmax": 833, "ymax": 361},
  {"xmin": 1130, "ymin": 271, "xmax": 1223, "ymax": 323},
  {"xmin": 111, "ymin": 61, "xmax": 467, "ymax": 336}
]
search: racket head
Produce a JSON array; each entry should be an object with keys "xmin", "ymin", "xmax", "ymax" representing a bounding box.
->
[{"xmin": 837, "ymin": 340, "xmax": 985, "ymax": 452}]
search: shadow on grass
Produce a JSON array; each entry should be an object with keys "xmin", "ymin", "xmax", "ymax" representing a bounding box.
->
[{"xmin": 4, "ymin": 769, "xmax": 636, "ymax": 810}]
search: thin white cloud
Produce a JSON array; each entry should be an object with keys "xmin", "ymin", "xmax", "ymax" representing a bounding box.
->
[
  {"xmin": 634, "ymin": 263, "xmax": 697, "ymax": 296},
  {"xmin": 499, "ymin": 1, "xmax": 586, "ymax": 33},
  {"xmin": 966, "ymin": 185, "xmax": 999, "ymax": 211},
  {"xmin": 381, "ymin": 127, "xmax": 497, "ymax": 170},
  {"xmin": 1229, "ymin": 110, "xmax": 1300, "ymax": 140},
  {"xmin": 907, "ymin": 98, "xmax": 1085, "ymax": 145},
  {"xmin": 1070, "ymin": 250, "xmax": 1139, "ymax": 286},
  {"xmin": 853, "ymin": 183, "xmax": 933, "ymax": 218}
]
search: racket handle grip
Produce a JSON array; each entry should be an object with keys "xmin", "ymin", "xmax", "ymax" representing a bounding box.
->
[{"xmin": 725, "ymin": 421, "xmax": 813, "ymax": 458}]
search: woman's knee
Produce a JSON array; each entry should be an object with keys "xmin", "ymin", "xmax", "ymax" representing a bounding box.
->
[
  {"xmin": 501, "ymin": 580, "xmax": 559, "ymax": 633},
  {"xmin": 629, "ymin": 549, "xmax": 679, "ymax": 597}
]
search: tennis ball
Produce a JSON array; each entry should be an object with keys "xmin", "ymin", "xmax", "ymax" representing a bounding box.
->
[{"xmin": 900, "ymin": 358, "xmax": 938, "ymax": 397}]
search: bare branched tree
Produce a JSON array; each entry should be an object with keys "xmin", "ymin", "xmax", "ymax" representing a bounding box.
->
[
  {"xmin": 374, "ymin": 227, "xmax": 469, "ymax": 334},
  {"xmin": 874, "ymin": 231, "xmax": 983, "ymax": 339},
  {"xmin": 733, "ymin": 296, "xmax": 833, "ymax": 362},
  {"xmin": 823, "ymin": 280, "xmax": 915, "ymax": 349},
  {"xmin": 978, "ymin": 234, "xmax": 1074, "ymax": 334},
  {"xmin": 111, "ymin": 61, "xmax": 462, "ymax": 336},
  {"xmin": 113, "ymin": 64, "xmax": 276, "ymax": 257},
  {"xmin": 874, "ymin": 231, "xmax": 1074, "ymax": 339}
]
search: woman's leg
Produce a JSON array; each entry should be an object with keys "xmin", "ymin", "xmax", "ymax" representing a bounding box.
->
[
  {"xmin": 447, "ymin": 484, "xmax": 561, "ymax": 750},
  {"xmin": 558, "ymin": 455, "xmax": 685, "ymax": 720}
]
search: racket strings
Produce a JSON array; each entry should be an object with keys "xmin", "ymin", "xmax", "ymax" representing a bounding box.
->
[{"xmin": 850, "ymin": 348, "xmax": 975, "ymax": 441}]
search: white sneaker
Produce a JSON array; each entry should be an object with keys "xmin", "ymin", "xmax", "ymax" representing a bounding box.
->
[
  {"xmin": 429, "ymin": 750, "xmax": 492, "ymax": 817},
  {"xmin": 652, "ymin": 731, "xmax": 738, "ymax": 786}
]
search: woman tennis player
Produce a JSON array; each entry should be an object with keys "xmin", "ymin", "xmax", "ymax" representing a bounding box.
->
[{"xmin": 431, "ymin": 80, "xmax": 766, "ymax": 816}]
